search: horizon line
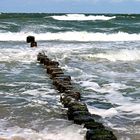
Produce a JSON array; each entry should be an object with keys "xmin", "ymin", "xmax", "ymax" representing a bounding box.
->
[{"xmin": 0, "ymin": 12, "xmax": 140, "ymax": 14}]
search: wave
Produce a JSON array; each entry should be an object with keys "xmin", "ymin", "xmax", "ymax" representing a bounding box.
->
[
  {"xmin": 50, "ymin": 14, "xmax": 115, "ymax": 21},
  {"xmin": 1, "ymin": 21, "xmax": 19, "ymax": 26},
  {"xmin": 0, "ymin": 31, "xmax": 140, "ymax": 42},
  {"xmin": 0, "ymin": 121, "xmax": 85, "ymax": 140},
  {"xmin": 0, "ymin": 24, "xmax": 9, "ymax": 29},
  {"xmin": 0, "ymin": 48, "xmax": 38, "ymax": 63},
  {"xmin": 85, "ymin": 49, "xmax": 140, "ymax": 62}
]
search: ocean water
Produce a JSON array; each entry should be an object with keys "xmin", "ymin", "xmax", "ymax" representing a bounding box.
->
[{"xmin": 0, "ymin": 13, "xmax": 140, "ymax": 140}]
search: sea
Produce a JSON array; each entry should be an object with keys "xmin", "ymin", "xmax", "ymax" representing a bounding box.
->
[{"xmin": 0, "ymin": 13, "xmax": 140, "ymax": 140}]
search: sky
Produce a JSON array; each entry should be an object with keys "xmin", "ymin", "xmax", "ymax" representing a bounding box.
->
[{"xmin": 0, "ymin": 0, "xmax": 140, "ymax": 13}]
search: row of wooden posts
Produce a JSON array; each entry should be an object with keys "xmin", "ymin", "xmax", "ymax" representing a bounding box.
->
[{"xmin": 26, "ymin": 36, "xmax": 117, "ymax": 140}]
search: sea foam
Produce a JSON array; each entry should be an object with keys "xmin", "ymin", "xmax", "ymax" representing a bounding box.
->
[
  {"xmin": 50, "ymin": 14, "xmax": 115, "ymax": 21},
  {"xmin": 0, "ymin": 47, "xmax": 38, "ymax": 63},
  {"xmin": 85, "ymin": 49, "xmax": 140, "ymax": 62},
  {"xmin": 0, "ymin": 31, "xmax": 140, "ymax": 42},
  {"xmin": 0, "ymin": 122, "xmax": 86, "ymax": 140}
]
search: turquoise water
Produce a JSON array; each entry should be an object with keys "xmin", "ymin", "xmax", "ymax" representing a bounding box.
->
[{"xmin": 0, "ymin": 13, "xmax": 140, "ymax": 140}]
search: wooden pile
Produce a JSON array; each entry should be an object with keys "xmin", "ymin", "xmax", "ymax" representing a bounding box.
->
[{"xmin": 37, "ymin": 52, "xmax": 117, "ymax": 140}]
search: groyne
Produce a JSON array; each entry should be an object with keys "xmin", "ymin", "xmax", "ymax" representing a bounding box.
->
[{"xmin": 27, "ymin": 36, "xmax": 117, "ymax": 140}]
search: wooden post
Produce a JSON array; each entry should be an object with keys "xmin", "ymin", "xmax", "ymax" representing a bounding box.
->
[
  {"xmin": 26, "ymin": 36, "xmax": 37, "ymax": 47},
  {"xmin": 26, "ymin": 36, "xmax": 35, "ymax": 43},
  {"xmin": 30, "ymin": 41, "xmax": 37, "ymax": 47}
]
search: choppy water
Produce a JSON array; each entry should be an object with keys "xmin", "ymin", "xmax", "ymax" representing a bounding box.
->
[{"xmin": 0, "ymin": 13, "xmax": 140, "ymax": 140}]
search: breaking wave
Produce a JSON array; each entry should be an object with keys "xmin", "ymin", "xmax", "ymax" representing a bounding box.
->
[
  {"xmin": 50, "ymin": 14, "xmax": 115, "ymax": 21},
  {"xmin": 85, "ymin": 49, "xmax": 140, "ymax": 62},
  {"xmin": 0, "ymin": 121, "xmax": 86, "ymax": 140},
  {"xmin": 0, "ymin": 31, "xmax": 140, "ymax": 42}
]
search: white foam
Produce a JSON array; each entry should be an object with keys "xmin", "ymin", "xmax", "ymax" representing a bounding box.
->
[
  {"xmin": 0, "ymin": 25, "xmax": 9, "ymax": 29},
  {"xmin": 80, "ymin": 81, "xmax": 101, "ymax": 90},
  {"xmin": 40, "ymin": 25, "xmax": 64, "ymax": 30},
  {"xmin": 88, "ymin": 106, "xmax": 118, "ymax": 118},
  {"xmin": 2, "ymin": 22, "xmax": 18, "ymax": 26},
  {"xmin": 85, "ymin": 49, "xmax": 140, "ymax": 62},
  {"xmin": 117, "ymin": 103, "xmax": 140, "ymax": 115},
  {"xmin": 50, "ymin": 14, "xmax": 115, "ymax": 21},
  {"xmin": 87, "ymin": 83, "xmax": 140, "ymax": 117},
  {"xmin": 0, "ymin": 48, "xmax": 39, "ymax": 63},
  {"xmin": 80, "ymin": 81, "xmax": 129, "ymax": 94},
  {"xmin": 0, "ymin": 31, "xmax": 140, "ymax": 42},
  {"xmin": 81, "ymin": 81, "xmax": 137, "ymax": 118},
  {"xmin": 0, "ymin": 124, "xmax": 86, "ymax": 140}
]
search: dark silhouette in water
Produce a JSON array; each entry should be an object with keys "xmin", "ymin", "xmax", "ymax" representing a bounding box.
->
[{"xmin": 26, "ymin": 36, "xmax": 37, "ymax": 47}]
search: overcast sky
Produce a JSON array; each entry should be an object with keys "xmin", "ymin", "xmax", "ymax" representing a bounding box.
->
[{"xmin": 0, "ymin": 0, "xmax": 140, "ymax": 13}]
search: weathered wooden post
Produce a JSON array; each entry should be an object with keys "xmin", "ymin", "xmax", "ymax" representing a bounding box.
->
[
  {"xmin": 31, "ymin": 41, "xmax": 37, "ymax": 47},
  {"xmin": 26, "ymin": 36, "xmax": 35, "ymax": 43},
  {"xmin": 26, "ymin": 36, "xmax": 37, "ymax": 47}
]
